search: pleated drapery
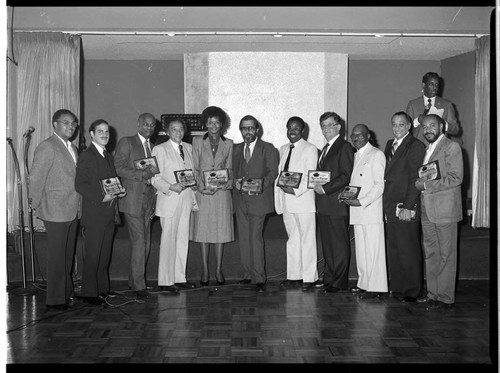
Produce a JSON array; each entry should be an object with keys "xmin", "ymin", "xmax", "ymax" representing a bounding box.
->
[
  {"xmin": 471, "ymin": 35, "xmax": 490, "ymax": 228},
  {"xmin": 7, "ymin": 32, "xmax": 81, "ymax": 232}
]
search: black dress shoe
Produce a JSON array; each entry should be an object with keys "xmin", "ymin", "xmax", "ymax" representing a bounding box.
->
[
  {"xmin": 255, "ymin": 283, "xmax": 266, "ymax": 293},
  {"xmin": 99, "ymin": 291, "xmax": 118, "ymax": 299},
  {"xmin": 82, "ymin": 296, "xmax": 105, "ymax": 305},
  {"xmin": 279, "ymin": 279, "xmax": 301, "ymax": 289},
  {"xmin": 416, "ymin": 296, "xmax": 432, "ymax": 303},
  {"xmin": 400, "ymin": 296, "xmax": 417, "ymax": 302},
  {"xmin": 135, "ymin": 289, "xmax": 151, "ymax": 299},
  {"xmin": 426, "ymin": 300, "xmax": 455, "ymax": 310},
  {"xmin": 216, "ymin": 280, "xmax": 225, "ymax": 286},
  {"xmin": 314, "ymin": 280, "xmax": 326, "ymax": 288},
  {"xmin": 301, "ymin": 282, "xmax": 314, "ymax": 292},
  {"xmin": 46, "ymin": 304, "xmax": 71, "ymax": 311},
  {"xmin": 237, "ymin": 279, "xmax": 252, "ymax": 285},
  {"xmin": 159, "ymin": 285, "xmax": 180, "ymax": 293},
  {"xmin": 200, "ymin": 281, "xmax": 209, "ymax": 287},
  {"xmin": 175, "ymin": 282, "xmax": 197, "ymax": 289},
  {"xmin": 323, "ymin": 285, "xmax": 341, "ymax": 293},
  {"xmin": 350, "ymin": 286, "xmax": 366, "ymax": 294},
  {"xmin": 359, "ymin": 291, "xmax": 382, "ymax": 299}
]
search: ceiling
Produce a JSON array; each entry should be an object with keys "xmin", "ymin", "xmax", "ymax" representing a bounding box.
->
[{"xmin": 9, "ymin": 6, "xmax": 495, "ymax": 61}]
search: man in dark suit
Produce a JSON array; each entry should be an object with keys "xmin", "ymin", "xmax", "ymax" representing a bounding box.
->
[
  {"xmin": 313, "ymin": 112, "xmax": 354, "ymax": 293},
  {"xmin": 29, "ymin": 109, "xmax": 81, "ymax": 311},
  {"xmin": 75, "ymin": 119, "xmax": 125, "ymax": 305},
  {"xmin": 383, "ymin": 112, "xmax": 426, "ymax": 302},
  {"xmin": 114, "ymin": 113, "xmax": 157, "ymax": 299},
  {"xmin": 415, "ymin": 114, "xmax": 463, "ymax": 310},
  {"xmin": 406, "ymin": 72, "xmax": 460, "ymax": 145},
  {"xmin": 233, "ymin": 115, "xmax": 279, "ymax": 293}
]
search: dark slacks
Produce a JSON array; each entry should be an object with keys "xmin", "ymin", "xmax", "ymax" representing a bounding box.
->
[
  {"xmin": 235, "ymin": 202, "xmax": 267, "ymax": 284},
  {"xmin": 43, "ymin": 218, "xmax": 79, "ymax": 306},
  {"xmin": 317, "ymin": 214, "xmax": 350, "ymax": 289},
  {"xmin": 385, "ymin": 220, "xmax": 424, "ymax": 298},
  {"xmin": 81, "ymin": 218, "xmax": 115, "ymax": 297},
  {"xmin": 123, "ymin": 190, "xmax": 155, "ymax": 291}
]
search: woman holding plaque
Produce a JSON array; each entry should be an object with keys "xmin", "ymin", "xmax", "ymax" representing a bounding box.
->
[
  {"xmin": 191, "ymin": 106, "xmax": 234, "ymax": 286},
  {"xmin": 75, "ymin": 119, "xmax": 125, "ymax": 305},
  {"xmin": 151, "ymin": 118, "xmax": 198, "ymax": 292}
]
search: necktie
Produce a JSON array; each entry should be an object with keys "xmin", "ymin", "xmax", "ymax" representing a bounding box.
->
[
  {"xmin": 67, "ymin": 142, "xmax": 76, "ymax": 164},
  {"xmin": 283, "ymin": 144, "xmax": 294, "ymax": 172},
  {"xmin": 423, "ymin": 98, "xmax": 432, "ymax": 115},
  {"xmin": 144, "ymin": 140, "xmax": 152, "ymax": 158},
  {"xmin": 319, "ymin": 143, "xmax": 329, "ymax": 167},
  {"xmin": 391, "ymin": 140, "xmax": 398, "ymax": 156},
  {"xmin": 244, "ymin": 143, "xmax": 251, "ymax": 163},
  {"xmin": 179, "ymin": 144, "xmax": 184, "ymax": 160}
]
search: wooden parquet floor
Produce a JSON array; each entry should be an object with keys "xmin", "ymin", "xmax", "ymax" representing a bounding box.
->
[{"xmin": 5, "ymin": 279, "xmax": 496, "ymax": 367}]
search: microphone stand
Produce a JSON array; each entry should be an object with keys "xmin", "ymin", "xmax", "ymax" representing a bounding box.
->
[
  {"xmin": 7, "ymin": 137, "xmax": 27, "ymax": 289},
  {"xmin": 23, "ymin": 132, "xmax": 37, "ymax": 284}
]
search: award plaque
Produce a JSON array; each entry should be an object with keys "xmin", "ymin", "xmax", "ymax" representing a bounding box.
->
[
  {"xmin": 418, "ymin": 160, "xmax": 441, "ymax": 181},
  {"xmin": 338, "ymin": 185, "xmax": 361, "ymax": 200},
  {"xmin": 277, "ymin": 171, "xmax": 302, "ymax": 189},
  {"xmin": 134, "ymin": 156, "xmax": 160, "ymax": 174},
  {"xmin": 99, "ymin": 177, "xmax": 126, "ymax": 196},
  {"xmin": 203, "ymin": 169, "xmax": 229, "ymax": 189},
  {"xmin": 307, "ymin": 170, "xmax": 331, "ymax": 189},
  {"xmin": 174, "ymin": 169, "xmax": 196, "ymax": 187},
  {"xmin": 240, "ymin": 178, "xmax": 264, "ymax": 194}
]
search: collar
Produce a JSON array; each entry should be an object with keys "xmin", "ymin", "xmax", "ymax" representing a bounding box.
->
[
  {"xmin": 92, "ymin": 141, "xmax": 106, "ymax": 157},
  {"xmin": 423, "ymin": 95, "xmax": 436, "ymax": 106},
  {"xmin": 202, "ymin": 133, "xmax": 226, "ymax": 141},
  {"xmin": 137, "ymin": 133, "xmax": 150, "ymax": 145},
  {"xmin": 356, "ymin": 142, "xmax": 369, "ymax": 157},
  {"xmin": 54, "ymin": 132, "xmax": 72, "ymax": 148},
  {"xmin": 327, "ymin": 134, "xmax": 340, "ymax": 147},
  {"xmin": 244, "ymin": 139, "xmax": 257, "ymax": 152},
  {"xmin": 394, "ymin": 132, "xmax": 410, "ymax": 146}
]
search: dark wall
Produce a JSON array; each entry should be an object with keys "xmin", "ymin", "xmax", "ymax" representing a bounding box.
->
[
  {"xmin": 82, "ymin": 60, "xmax": 184, "ymax": 150},
  {"xmin": 347, "ymin": 60, "xmax": 441, "ymax": 148},
  {"xmin": 441, "ymin": 51, "xmax": 476, "ymax": 200}
]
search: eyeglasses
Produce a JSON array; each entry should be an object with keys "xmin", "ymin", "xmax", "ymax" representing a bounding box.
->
[
  {"xmin": 350, "ymin": 133, "xmax": 364, "ymax": 139},
  {"xmin": 58, "ymin": 120, "xmax": 78, "ymax": 128},
  {"xmin": 142, "ymin": 122, "xmax": 156, "ymax": 128}
]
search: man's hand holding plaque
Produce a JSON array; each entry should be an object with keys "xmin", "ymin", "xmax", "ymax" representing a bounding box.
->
[
  {"xmin": 134, "ymin": 156, "xmax": 160, "ymax": 175},
  {"xmin": 338, "ymin": 185, "xmax": 361, "ymax": 205},
  {"xmin": 307, "ymin": 170, "xmax": 331, "ymax": 189},
  {"xmin": 99, "ymin": 177, "xmax": 127, "ymax": 202},
  {"xmin": 237, "ymin": 177, "xmax": 263, "ymax": 195},
  {"xmin": 415, "ymin": 160, "xmax": 441, "ymax": 191}
]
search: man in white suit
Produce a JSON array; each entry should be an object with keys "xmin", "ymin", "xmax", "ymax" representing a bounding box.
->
[
  {"xmin": 274, "ymin": 116, "xmax": 319, "ymax": 292},
  {"xmin": 343, "ymin": 124, "xmax": 388, "ymax": 299},
  {"xmin": 151, "ymin": 118, "xmax": 198, "ymax": 293}
]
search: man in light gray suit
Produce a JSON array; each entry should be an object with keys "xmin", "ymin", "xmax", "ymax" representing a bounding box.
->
[
  {"xmin": 114, "ymin": 113, "xmax": 157, "ymax": 299},
  {"xmin": 415, "ymin": 114, "xmax": 463, "ymax": 310},
  {"xmin": 29, "ymin": 109, "xmax": 81, "ymax": 311}
]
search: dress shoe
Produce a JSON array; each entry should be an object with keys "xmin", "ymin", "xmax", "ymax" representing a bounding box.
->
[
  {"xmin": 99, "ymin": 291, "xmax": 118, "ymax": 299},
  {"xmin": 416, "ymin": 296, "xmax": 432, "ymax": 303},
  {"xmin": 46, "ymin": 304, "xmax": 71, "ymax": 311},
  {"xmin": 255, "ymin": 283, "xmax": 266, "ymax": 293},
  {"xmin": 301, "ymin": 282, "xmax": 314, "ymax": 292},
  {"xmin": 175, "ymin": 282, "xmax": 197, "ymax": 289},
  {"xmin": 215, "ymin": 272, "xmax": 225, "ymax": 286},
  {"xmin": 426, "ymin": 300, "xmax": 455, "ymax": 310},
  {"xmin": 159, "ymin": 285, "xmax": 180, "ymax": 294},
  {"xmin": 200, "ymin": 281, "xmax": 209, "ymax": 287},
  {"xmin": 359, "ymin": 291, "xmax": 382, "ymax": 299},
  {"xmin": 314, "ymin": 280, "xmax": 327, "ymax": 288},
  {"xmin": 216, "ymin": 280, "xmax": 225, "ymax": 286},
  {"xmin": 279, "ymin": 279, "xmax": 301, "ymax": 289},
  {"xmin": 135, "ymin": 289, "xmax": 151, "ymax": 299},
  {"xmin": 400, "ymin": 296, "xmax": 417, "ymax": 303},
  {"xmin": 350, "ymin": 286, "xmax": 366, "ymax": 294},
  {"xmin": 82, "ymin": 296, "xmax": 105, "ymax": 306},
  {"xmin": 237, "ymin": 279, "xmax": 252, "ymax": 285},
  {"xmin": 323, "ymin": 285, "xmax": 341, "ymax": 293}
]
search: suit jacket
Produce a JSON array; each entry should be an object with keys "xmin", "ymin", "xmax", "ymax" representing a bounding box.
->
[
  {"xmin": 29, "ymin": 134, "xmax": 81, "ymax": 222},
  {"xmin": 383, "ymin": 134, "xmax": 426, "ymax": 222},
  {"xmin": 315, "ymin": 137, "xmax": 354, "ymax": 216},
  {"xmin": 75, "ymin": 143, "xmax": 118, "ymax": 226},
  {"xmin": 232, "ymin": 138, "xmax": 279, "ymax": 216},
  {"xmin": 114, "ymin": 134, "xmax": 156, "ymax": 216},
  {"xmin": 151, "ymin": 140, "xmax": 196, "ymax": 218},
  {"xmin": 274, "ymin": 138, "xmax": 318, "ymax": 214},
  {"xmin": 349, "ymin": 143, "xmax": 386, "ymax": 225},
  {"xmin": 420, "ymin": 136, "xmax": 463, "ymax": 224},
  {"xmin": 406, "ymin": 96, "xmax": 459, "ymax": 144}
]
